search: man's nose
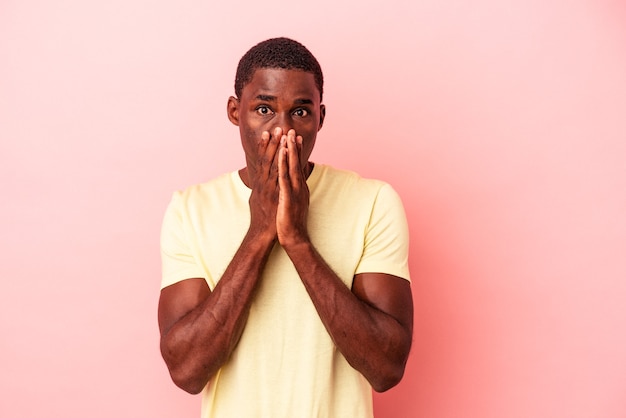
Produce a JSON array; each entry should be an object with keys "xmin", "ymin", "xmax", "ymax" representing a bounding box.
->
[{"xmin": 275, "ymin": 112, "xmax": 293, "ymax": 134}]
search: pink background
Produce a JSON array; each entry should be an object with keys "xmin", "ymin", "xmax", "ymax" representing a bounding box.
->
[{"xmin": 1, "ymin": 1, "xmax": 625, "ymax": 417}]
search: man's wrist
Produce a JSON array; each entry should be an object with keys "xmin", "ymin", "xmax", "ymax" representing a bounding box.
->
[
  {"xmin": 281, "ymin": 236, "xmax": 313, "ymax": 258},
  {"xmin": 244, "ymin": 227, "xmax": 277, "ymax": 250}
]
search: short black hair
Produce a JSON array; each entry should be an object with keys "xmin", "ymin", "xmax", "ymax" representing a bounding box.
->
[{"xmin": 234, "ymin": 37, "xmax": 324, "ymax": 100}]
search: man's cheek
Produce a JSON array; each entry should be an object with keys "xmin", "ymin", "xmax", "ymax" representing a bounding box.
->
[{"xmin": 242, "ymin": 128, "xmax": 259, "ymax": 144}]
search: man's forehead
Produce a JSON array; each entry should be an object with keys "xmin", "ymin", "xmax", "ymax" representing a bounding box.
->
[{"xmin": 243, "ymin": 68, "xmax": 320, "ymax": 100}]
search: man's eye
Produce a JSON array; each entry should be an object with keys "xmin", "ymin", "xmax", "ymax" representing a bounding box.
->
[
  {"xmin": 256, "ymin": 106, "xmax": 273, "ymax": 115},
  {"xmin": 293, "ymin": 109, "xmax": 308, "ymax": 117}
]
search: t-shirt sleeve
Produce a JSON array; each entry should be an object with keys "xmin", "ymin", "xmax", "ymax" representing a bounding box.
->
[
  {"xmin": 160, "ymin": 191, "xmax": 205, "ymax": 289},
  {"xmin": 354, "ymin": 183, "xmax": 411, "ymax": 281}
]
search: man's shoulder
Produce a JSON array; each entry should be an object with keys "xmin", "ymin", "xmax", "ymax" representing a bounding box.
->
[
  {"xmin": 169, "ymin": 171, "xmax": 243, "ymax": 209},
  {"xmin": 315, "ymin": 164, "xmax": 391, "ymax": 195}
]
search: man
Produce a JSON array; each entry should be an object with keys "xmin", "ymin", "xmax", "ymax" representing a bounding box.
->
[{"xmin": 158, "ymin": 37, "xmax": 413, "ymax": 417}]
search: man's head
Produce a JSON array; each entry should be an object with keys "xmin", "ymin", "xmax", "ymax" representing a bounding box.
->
[
  {"xmin": 228, "ymin": 38, "xmax": 326, "ymax": 186},
  {"xmin": 234, "ymin": 37, "xmax": 324, "ymax": 101}
]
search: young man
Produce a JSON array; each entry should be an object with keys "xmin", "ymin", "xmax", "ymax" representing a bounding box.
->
[{"xmin": 158, "ymin": 37, "xmax": 413, "ymax": 417}]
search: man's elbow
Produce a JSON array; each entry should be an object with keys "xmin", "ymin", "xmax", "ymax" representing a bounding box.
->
[
  {"xmin": 370, "ymin": 365, "xmax": 406, "ymax": 393},
  {"xmin": 369, "ymin": 344, "xmax": 411, "ymax": 392},
  {"xmin": 169, "ymin": 368, "xmax": 208, "ymax": 395},
  {"xmin": 160, "ymin": 339, "xmax": 213, "ymax": 394}
]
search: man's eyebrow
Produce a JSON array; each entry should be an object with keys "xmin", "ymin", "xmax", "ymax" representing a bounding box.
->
[
  {"xmin": 255, "ymin": 94, "xmax": 276, "ymax": 101},
  {"xmin": 253, "ymin": 95, "xmax": 314, "ymax": 105}
]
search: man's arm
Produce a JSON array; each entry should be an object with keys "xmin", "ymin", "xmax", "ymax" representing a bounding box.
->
[
  {"xmin": 158, "ymin": 130, "xmax": 282, "ymax": 394},
  {"xmin": 277, "ymin": 132, "xmax": 414, "ymax": 392},
  {"xmin": 283, "ymin": 245, "xmax": 413, "ymax": 392},
  {"xmin": 158, "ymin": 231, "xmax": 274, "ymax": 394}
]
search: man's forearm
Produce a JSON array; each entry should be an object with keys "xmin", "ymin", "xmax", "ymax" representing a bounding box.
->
[
  {"xmin": 160, "ymin": 231, "xmax": 275, "ymax": 394},
  {"xmin": 283, "ymin": 241, "xmax": 412, "ymax": 392}
]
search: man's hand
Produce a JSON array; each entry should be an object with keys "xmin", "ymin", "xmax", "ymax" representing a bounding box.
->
[
  {"xmin": 273, "ymin": 134, "xmax": 414, "ymax": 391},
  {"xmin": 277, "ymin": 129, "xmax": 310, "ymax": 248},
  {"xmin": 158, "ymin": 127, "xmax": 288, "ymax": 394},
  {"xmin": 248, "ymin": 127, "xmax": 283, "ymax": 241}
]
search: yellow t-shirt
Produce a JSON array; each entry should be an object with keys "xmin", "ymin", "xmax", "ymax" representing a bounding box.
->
[{"xmin": 161, "ymin": 164, "xmax": 410, "ymax": 418}]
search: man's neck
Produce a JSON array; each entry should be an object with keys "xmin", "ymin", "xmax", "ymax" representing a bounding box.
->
[{"xmin": 238, "ymin": 162, "xmax": 314, "ymax": 189}]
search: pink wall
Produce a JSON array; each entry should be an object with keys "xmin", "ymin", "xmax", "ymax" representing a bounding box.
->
[{"xmin": 1, "ymin": 1, "xmax": 625, "ymax": 417}]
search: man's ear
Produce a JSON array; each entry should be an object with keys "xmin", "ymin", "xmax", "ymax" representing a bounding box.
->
[
  {"xmin": 227, "ymin": 96, "xmax": 240, "ymax": 126},
  {"xmin": 318, "ymin": 104, "xmax": 326, "ymax": 131}
]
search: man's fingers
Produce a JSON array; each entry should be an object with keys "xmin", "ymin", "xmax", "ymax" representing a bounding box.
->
[
  {"xmin": 296, "ymin": 134, "xmax": 303, "ymax": 155},
  {"xmin": 267, "ymin": 127, "xmax": 282, "ymax": 157},
  {"xmin": 296, "ymin": 135, "xmax": 304, "ymax": 175},
  {"xmin": 286, "ymin": 130, "xmax": 302, "ymax": 188},
  {"xmin": 277, "ymin": 135, "xmax": 289, "ymax": 190},
  {"xmin": 262, "ymin": 127, "xmax": 282, "ymax": 176},
  {"xmin": 258, "ymin": 130, "xmax": 270, "ymax": 153}
]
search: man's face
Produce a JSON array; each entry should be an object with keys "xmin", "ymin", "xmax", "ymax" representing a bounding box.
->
[{"xmin": 228, "ymin": 68, "xmax": 325, "ymax": 175}]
